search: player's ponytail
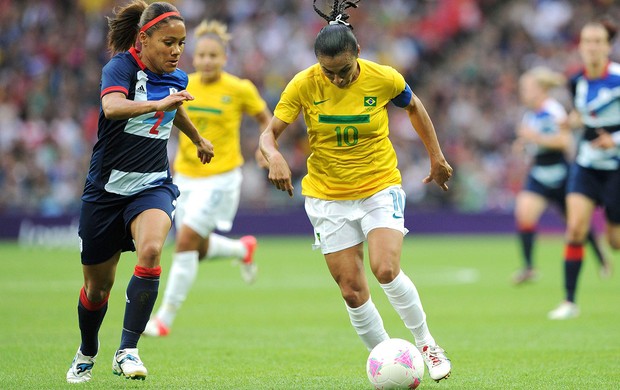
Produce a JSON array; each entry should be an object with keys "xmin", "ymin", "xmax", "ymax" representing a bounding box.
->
[
  {"xmin": 107, "ymin": 1, "xmax": 183, "ymax": 54},
  {"xmin": 313, "ymin": 0, "xmax": 360, "ymax": 57}
]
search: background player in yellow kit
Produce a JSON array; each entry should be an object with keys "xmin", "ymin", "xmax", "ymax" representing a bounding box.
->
[
  {"xmin": 259, "ymin": 0, "xmax": 452, "ymax": 382},
  {"xmin": 144, "ymin": 19, "xmax": 272, "ymax": 337}
]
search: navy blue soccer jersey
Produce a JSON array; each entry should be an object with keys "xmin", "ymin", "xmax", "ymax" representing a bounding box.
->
[
  {"xmin": 570, "ymin": 61, "xmax": 620, "ymax": 171},
  {"xmin": 82, "ymin": 47, "xmax": 188, "ymax": 201},
  {"xmin": 521, "ymin": 98, "xmax": 568, "ymax": 189}
]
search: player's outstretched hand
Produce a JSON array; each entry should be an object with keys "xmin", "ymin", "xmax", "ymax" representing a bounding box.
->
[
  {"xmin": 158, "ymin": 91, "xmax": 195, "ymax": 112},
  {"xmin": 194, "ymin": 137, "xmax": 214, "ymax": 164},
  {"xmin": 267, "ymin": 153, "xmax": 294, "ymax": 197},
  {"xmin": 423, "ymin": 159, "xmax": 453, "ymax": 191}
]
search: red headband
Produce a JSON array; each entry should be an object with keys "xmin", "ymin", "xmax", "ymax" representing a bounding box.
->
[{"xmin": 140, "ymin": 11, "xmax": 181, "ymax": 33}]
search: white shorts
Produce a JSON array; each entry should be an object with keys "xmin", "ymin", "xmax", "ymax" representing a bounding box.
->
[
  {"xmin": 304, "ymin": 185, "xmax": 409, "ymax": 254},
  {"xmin": 174, "ymin": 169, "xmax": 242, "ymax": 237}
]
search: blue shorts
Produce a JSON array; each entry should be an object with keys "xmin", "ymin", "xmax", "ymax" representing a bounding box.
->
[
  {"xmin": 567, "ymin": 163, "xmax": 620, "ymax": 223},
  {"xmin": 78, "ymin": 183, "xmax": 180, "ymax": 265},
  {"xmin": 523, "ymin": 173, "xmax": 566, "ymax": 214}
]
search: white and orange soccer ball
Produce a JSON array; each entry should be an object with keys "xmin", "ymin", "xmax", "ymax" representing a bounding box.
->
[{"xmin": 366, "ymin": 338, "xmax": 424, "ymax": 390}]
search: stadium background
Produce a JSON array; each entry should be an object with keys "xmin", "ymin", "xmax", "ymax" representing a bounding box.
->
[{"xmin": 0, "ymin": 0, "xmax": 619, "ymax": 241}]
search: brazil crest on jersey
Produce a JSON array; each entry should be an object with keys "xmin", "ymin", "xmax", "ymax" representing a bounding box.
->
[
  {"xmin": 274, "ymin": 58, "xmax": 406, "ymax": 200},
  {"xmin": 174, "ymin": 72, "xmax": 267, "ymax": 177},
  {"xmin": 82, "ymin": 47, "xmax": 188, "ymax": 201}
]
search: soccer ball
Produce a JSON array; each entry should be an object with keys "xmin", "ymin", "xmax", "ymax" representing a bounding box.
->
[{"xmin": 366, "ymin": 338, "xmax": 424, "ymax": 390}]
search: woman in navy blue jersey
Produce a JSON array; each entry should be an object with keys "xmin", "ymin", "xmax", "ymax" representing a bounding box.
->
[
  {"xmin": 511, "ymin": 67, "xmax": 609, "ymax": 285},
  {"xmin": 548, "ymin": 18, "xmax": 620, "ymax": 320},
  {"xmin": 66, "ymin": 1, "xmax": 213, "ymax": 383}
]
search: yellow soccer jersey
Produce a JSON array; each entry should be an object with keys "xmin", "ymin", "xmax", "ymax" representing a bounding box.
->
[
  {"xmin": 174, "ymin": 72, "xmax": 267, "ymax": 177},
  {"xmin": 274, "ymin": 58, "xmax": 406, "ymax": 200}
]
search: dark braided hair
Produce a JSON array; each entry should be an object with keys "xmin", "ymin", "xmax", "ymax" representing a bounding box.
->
[
  {"xmin": 313, "ymin": 0, "xmax": 360, "ymax": 28},
  {"xmin": 313, "ymin": 0, "xmax": 360, "ymax": 57}
]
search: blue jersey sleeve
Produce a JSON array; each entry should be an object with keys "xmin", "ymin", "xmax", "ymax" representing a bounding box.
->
[
  {"xmin": 100, "ymin": 55, "xmax": 134, "ymax": 97},
  {"xmin": 391, "ymin": 83, "xmax": 412, "ymax": 108}
]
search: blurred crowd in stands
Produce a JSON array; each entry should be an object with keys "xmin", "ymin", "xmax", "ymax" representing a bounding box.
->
[{"xmin": 0, "ymin": 0, "xmax": 619, "ymax": 216}]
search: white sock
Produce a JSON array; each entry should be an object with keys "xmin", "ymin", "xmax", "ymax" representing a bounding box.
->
[
  {"xmin": 346, "ymin": 298, "xmax": 390, "ymax": 351},
  {"xmin": 381, "ymin": 270, "xmax": 436, "ymax": 349},
  {"xmin": 156, "ymin": 251, "xmax": 199, "ymax": 327},
  {"xmin": 206, "ymin": 233, "xmax": 246, "ymax": 260}
]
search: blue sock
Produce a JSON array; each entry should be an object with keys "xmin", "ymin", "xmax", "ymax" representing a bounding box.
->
[
  {"xmin": 564, "ymin": 243, "xmax": 583, "ymax": 303},
  {"xmin": 518, "ymin": 228, "xmax": 535, "ymax": 269},
  {"xmin": 119, "ymin": 266, "xmax": 160, "ymax": 350},
  {"xmin": 78, "ymin": 287, "xmax": 108, "ymax": 357}
]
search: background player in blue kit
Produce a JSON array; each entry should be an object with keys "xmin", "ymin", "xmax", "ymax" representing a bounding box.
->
[
  {"xmin": 511, "ymin": 66, "xmax": 609, "ymax": 285},
  {"xmin": 66, "ymin": 0, "xmax": 213, "ymax": 383},
  {"xmin": 548, "ymin": 18, "xmax": 620, "ymax": 320}
]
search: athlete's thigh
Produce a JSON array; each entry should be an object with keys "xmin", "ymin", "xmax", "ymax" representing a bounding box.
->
[
  {"xmin": 367, "ymin": 228, "xmax": 403, "ymax": 276},
  {"xmin": 515, "ymin": 190, "xmax": 548, "ymax": 225},
  {"xmin": 565, "ymin": 193, "xmax": 596, "ymax": 241},
  {"xmin": 130, "ymin": 209, "xmax": 171, "ymax": 264},
  {"xmin": 324, "ymin": 243, "xmax": 367, "ymax": 288},
  {"xmin": 126, "ymin": 185, "xmax": 178, "ymax": 265}
]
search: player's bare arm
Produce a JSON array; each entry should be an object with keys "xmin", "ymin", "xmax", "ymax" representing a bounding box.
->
[
  {"xmin": 259, "ymin": 117, "xmax": 294, "ymax": 196},
  {"xmin": 101, "ymin": 91, "xmax": 193, "ymax": 120},
  {"xmin": 254, "ymin": 108, "xmax": 273, "ymax": 168},
  {"xmin": 404, "ymin": 93, "xmax": 453, "ymax": 191}
]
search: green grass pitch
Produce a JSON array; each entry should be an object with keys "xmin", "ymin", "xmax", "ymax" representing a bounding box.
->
[{"xmin": 0, "ymin": 235, "xmax": 618, "ymax": 389}]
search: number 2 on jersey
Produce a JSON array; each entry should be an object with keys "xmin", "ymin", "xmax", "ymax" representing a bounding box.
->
[{"xmin": 149, "ymin": 111, "xmax": 165, "ymax": 135}]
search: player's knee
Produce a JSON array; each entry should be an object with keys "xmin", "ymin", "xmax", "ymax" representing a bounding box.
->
[
  {"xmin": 137, "ymin": 241, "xmax": 163, "ymax": 265},
  {"xmin": 340, "ymin": 284, "xmax": 367, "ymax": 308},
  {"xmin": 84, "ymin": 284, "xmax": 112, "ymax": 303},
  {"xmin": 566, "ymin": 225, "xmax": 589, "ymax": 243},
  {"xmin": 372, "ymin": 263, "xmax": 400, "ymax": 284},
  {"xmin": 342, "ymin": 293, "xmax": 365, "ymax": 308}
]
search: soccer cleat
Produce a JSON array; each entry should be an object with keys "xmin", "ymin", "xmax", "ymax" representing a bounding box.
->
[
  {"xmin": 421, "ymin": 345, "xmax": 451, "ymax": 382},
  {"xmin": 142, "ymin": 317, "xmax": 170, "ymax": 337},
  {"xmin": 66, "ymin": 348, "xmax": 96, "ymax": 383},
  {"xmin": 548, "ymin": 301, "xmax": 579, "ymax": 320},
  {"xmin": 512, "ymin": 268, "xmax": 538, "ymax": 285},
  {"xmin": 239, "ymin": 235, "xmax": 258, "ymax": 284},
  {"xmin": 112, "ymin": 348, "xmax": 147, "ymax": 380}
]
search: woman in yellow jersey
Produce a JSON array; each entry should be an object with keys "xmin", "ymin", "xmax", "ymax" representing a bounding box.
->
[
  {"xmin": 144, "ymin": 20, "xmax": 272, "ymax": 337},
  {"xmin": 260, "ymin": 0, "xmax": 452, "ymax": 382}
]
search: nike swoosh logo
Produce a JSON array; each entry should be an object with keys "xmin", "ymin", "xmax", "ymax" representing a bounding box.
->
[
  {"xmin": 392, "ymin": 213, "xmax": 403, "ymax": 219},
  {"xmin": 313, "ymin": 99, "xmax": 330, "ymax": 105}
]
